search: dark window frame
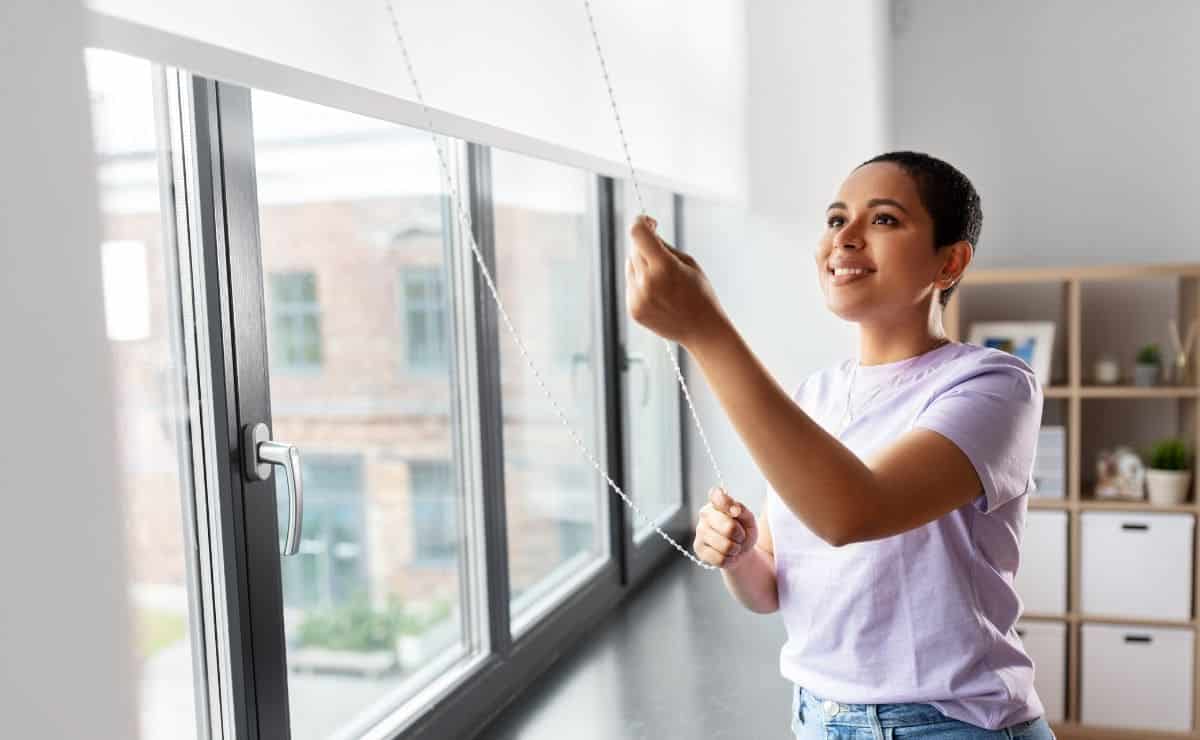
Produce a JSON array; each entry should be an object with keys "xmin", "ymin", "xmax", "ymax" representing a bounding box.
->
[{"xmin": 145, "ymin": 64, "xmax": 694, "ymax": 740}]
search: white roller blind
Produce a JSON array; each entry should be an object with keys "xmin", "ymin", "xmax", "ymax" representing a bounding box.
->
[{"xmin": 86, "ymin": 0, "xmax": 748, "ymax": 199}]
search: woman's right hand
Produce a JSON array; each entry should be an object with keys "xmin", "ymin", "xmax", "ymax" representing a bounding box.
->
[{"xmin": 694, "ymin": 487, "xmax": 758, "ymax": 569}]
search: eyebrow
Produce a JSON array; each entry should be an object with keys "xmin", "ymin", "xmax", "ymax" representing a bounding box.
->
[{"xmin": 826, "ymin": 198, "xmax": 910, "ymax": 215}]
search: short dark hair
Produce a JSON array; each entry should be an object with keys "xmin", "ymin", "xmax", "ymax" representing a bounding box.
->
[{"xmin": 857, "ymin": 151, "xmax": 981, "ymax": 307}]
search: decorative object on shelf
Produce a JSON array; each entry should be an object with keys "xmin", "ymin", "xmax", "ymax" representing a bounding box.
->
[
  {"xmin": 1033, "ymin": 425, "xmax": 1066, "ymax": 498},
  {"xmin": 1133, "ymin": 343, "xmax": 1161, "ymax": 387},
  {"xmin": 1144, "ymin": 437, "xmax": 1194, "ymax": 507},
  {"xmin": 1167, "ymin": 318, "xmax": 1197, "ymax": 386},
  {"xmin": 967, "ymin": 321, "xmax": 1055, "ymax": 385},
  {"xmin": 1092, "ymin": 354, "xmax": 1120, "ymax": 385},
  {"xmin": 1093, "ymin": 446, "xmax": 1146, "ymax": 501}
]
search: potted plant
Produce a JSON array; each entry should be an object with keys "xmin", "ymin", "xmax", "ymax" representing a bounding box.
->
[
  {"xmin": 1144, "ymin": 438, "xmax": 1193, "ymax": 506},
  {"xmin": 1134, "ymin": 343, "xmax": 1161, "ymax": 386}
]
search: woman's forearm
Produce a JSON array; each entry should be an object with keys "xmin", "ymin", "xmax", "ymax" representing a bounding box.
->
[
  {"xmin": 686, "ymin": 319, "xmax": 880, "ymax": 546},
  {"xmin": 721, "ymin": 547, "xmax": 779, "ymax": 614}
]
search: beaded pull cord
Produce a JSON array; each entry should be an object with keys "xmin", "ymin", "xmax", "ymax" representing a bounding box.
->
[{"xmin": 383, "ymin": 0, "xmax": 727, "ymax": 570}]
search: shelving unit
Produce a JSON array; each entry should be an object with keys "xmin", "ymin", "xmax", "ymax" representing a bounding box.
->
[{"xmin": 945, "ymin": 263, "xmax": 1200, "ymax": 739}]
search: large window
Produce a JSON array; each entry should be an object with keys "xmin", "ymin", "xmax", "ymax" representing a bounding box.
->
[
  {"xmin": 490, "ymin": 149, "xmax": 609, "ymax": 634},
  {"xmin": 252, "ymin": 89, "xmax": 475, "ymax": 739},
  {"xmin": 84, "ymin": 44, "xmax": 688, "ymax": 740},
  {"xmin": 85, "ymin": 49, "xmax": 205, "ymax": 740}
]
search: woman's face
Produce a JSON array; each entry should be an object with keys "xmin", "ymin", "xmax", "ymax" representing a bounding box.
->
[{"xmin": 815, "ymin": 161, "xmax": 962, "ymax": 324}]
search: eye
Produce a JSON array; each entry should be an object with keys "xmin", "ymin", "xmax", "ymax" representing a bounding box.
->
[
  {"xmin": 874, "ymin": 213, "xmax": 898, "ymax": 225},
  {"xmin": 826, "ymin": 215, "xmax": 844, "ymax": 228}
]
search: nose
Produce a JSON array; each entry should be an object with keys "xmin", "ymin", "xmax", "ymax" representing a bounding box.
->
[{"xmin": 832, "ymin": 215, "xmax": 865, "ymax": 251}]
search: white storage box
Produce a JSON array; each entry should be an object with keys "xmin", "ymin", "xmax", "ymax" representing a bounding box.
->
[
  {"xmin": 1081, "ymin": 623, "xmax": 1194, "ymax": 732},
  {"xmin": 1016, "ymin": 511, "xmax": 1068, "ymax": 615},
  {"xmin": 1081, "ymin": 512, "xmax": 1194, "ymax": 621},
  {"xmin": 1016, "ymin": 621, "xmax": 1066, "ymax": 723}
]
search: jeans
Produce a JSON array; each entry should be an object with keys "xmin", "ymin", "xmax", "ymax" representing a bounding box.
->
[{"xmin": 791, "ymin": 685, "xmax": 1057, "ymax": 739}]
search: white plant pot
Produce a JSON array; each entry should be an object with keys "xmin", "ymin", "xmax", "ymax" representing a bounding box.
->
[
  {"xmin": 1134, "ymin": 363, "xmax": 1160, "ymax": 387},
  {"xmin": 1146, "ymin": 469, "xmax": 1192, "ymax": 506}
]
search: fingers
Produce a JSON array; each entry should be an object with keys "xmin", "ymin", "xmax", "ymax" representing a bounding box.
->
[
  {"xmin": 708, "ymin": 485, "xmax": 756, "ymax": 530},
  {"xmin": 700, "ymin": 499, "xmax": 747, "ymax": 545},
  {"xmin": 709, "ymin": 486, "xmax": 742, "ymax": 519},
  {"xmin": 629, "ymin": 214, "xmax": 676, "ymax": 269}
]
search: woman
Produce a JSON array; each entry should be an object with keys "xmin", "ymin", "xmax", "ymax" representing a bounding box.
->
[{"xmin": 625, "ymin": 151, "xmax": 1054, "ymax": 739}]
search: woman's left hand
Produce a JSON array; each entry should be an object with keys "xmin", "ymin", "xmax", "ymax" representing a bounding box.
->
[{"xmin": 626, "ymin": 215, "xmax": 729, "ymax": 349}]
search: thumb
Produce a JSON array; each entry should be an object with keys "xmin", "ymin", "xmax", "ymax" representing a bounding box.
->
[{"xmin": 630, "ymin": 215, "xmax": 675, "ymax": 266}]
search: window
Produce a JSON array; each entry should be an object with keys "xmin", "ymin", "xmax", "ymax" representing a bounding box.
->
[
  {"xmin": 279, "ymin": 455, "xmax": 367, "ymax": 609},
  {"xmin": 410, "ymin": 461, "xmax": 457, "ymax": 564},
  {"xmin": 85, "ymin": 46, "xmax": 686, "ymax": 738},
  {"xmin": 268, "ymin": 271, "xmax": 322, "ymax": 371},
  {"xmin": 85, "ymin": 48, "xmax": 206, "ymax": 740},
  {"xmin": 400, "ymin": 266, "xmax": 450, "ymax": 373},
  {"xmin": 251, "ymin": 88, "xmax": 475, "ymax": 739},
  {"xmin": 490, "ymin": 148, "xmax": 608, "ymax": 634}
]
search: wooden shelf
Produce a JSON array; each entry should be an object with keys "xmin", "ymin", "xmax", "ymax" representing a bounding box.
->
[
  {"xmin": 1080, "ymin": 386, "xmax": 1200, "ymax": 399},
  {"xmin": 950, "ymin": 263, "xmax": 1200, "ymax": 739},
  {"xmin": 1078, "ymin": 499, "xmax": 1198, "ymax": 514}
]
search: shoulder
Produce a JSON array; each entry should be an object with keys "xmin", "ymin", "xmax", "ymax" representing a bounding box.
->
[{"xmin": 934, "ymin": 343, "xmax": 1042, "ymax": 402}]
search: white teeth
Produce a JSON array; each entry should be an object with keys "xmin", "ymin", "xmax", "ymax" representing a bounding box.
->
[{"xmin": 833, "ymin": 267, "xmax": 871, "ymax": 276}]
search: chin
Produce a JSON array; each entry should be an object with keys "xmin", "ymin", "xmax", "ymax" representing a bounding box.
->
[{"xmin": 824, "ymin": 296, "xmax": 872, "ymax": 323}]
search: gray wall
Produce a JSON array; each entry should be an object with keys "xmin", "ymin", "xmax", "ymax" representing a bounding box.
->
[
  {"xmin": 0, "ymin": 1, "xmax": 137, "ymax": 737},
  {"xmin": 682, "ymin": 0, "xmax": 890, "ymax": 508},
  {"xmin": 889, "ymin": 0, "xmax": 1200, "ymax": 269}
]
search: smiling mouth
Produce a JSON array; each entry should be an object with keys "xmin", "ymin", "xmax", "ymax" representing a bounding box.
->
[{"xmin": 828, "ymin": 267, "xmax": 876, "ymax": 286}]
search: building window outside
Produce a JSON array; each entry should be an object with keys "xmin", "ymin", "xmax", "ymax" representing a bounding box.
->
[
  {"xmin": 411, "ymin": 460, "xmax": 456, "ymax": 565},
  {"xmin": 400, "ymin": 267, "xmax": 450, "ymax": 374},
  {"xmin": 279, "ymin": 455, "xmax": 367, "ymax": 609},
  {"xmin": 269, "ymin": 271, "xmax": 322, "ymax": 371}
]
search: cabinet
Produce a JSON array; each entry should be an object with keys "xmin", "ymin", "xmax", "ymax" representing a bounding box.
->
[{"xmin": 948, "ymin": 263, "xmax": 1200, "ymax": 738}]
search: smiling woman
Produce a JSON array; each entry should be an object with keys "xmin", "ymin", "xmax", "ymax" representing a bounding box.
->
[{"xmin": 626, "ymin": 151, "xmax": 1055, "ymax": 739}]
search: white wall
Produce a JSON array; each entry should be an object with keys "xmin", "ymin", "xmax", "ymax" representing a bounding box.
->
[
  {"xmin": 888, "ymin": 0, "xmax": 1200, "ymax": 269},
  {"xmin": 682, "ymin": 0, "xmax": 888, "ymax": 504},
  {"xmin": 87, "ymin": 0, "xmax": 748, "ymax": 200},
  {"xmin": 0, "ymin": 1, "xmax": 137, "ymax": 738}
]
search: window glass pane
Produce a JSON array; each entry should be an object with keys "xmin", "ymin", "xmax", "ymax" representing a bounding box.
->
[
  {"xmin": 490, "ymin": 149, "xmax": 608, "ymax": 632},
  {"xmin": 85, "ymin": 49, "xmax": 205, "ymax": 740},
  {"xmin": 251, "ymin": 89, "xmax": 476, "ymax": 739},
  {"xmin": 617, "ymin": 185, "xmax": 685, "ymax": 541}
]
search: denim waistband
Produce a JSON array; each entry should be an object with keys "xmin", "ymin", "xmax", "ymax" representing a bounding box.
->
[{"xmin": 797, "ymin": 685, "xmax": 950, "ymax": 729}]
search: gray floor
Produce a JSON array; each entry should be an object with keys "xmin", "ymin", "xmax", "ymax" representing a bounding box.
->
[{"xmin": 478, "ymin": 555, "xmax": 793, "ymax": 740}]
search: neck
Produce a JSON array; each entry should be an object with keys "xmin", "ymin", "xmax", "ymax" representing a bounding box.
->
[{"xmin": 857, "ymin": 308, "xmax": 950, "ymax": 366}]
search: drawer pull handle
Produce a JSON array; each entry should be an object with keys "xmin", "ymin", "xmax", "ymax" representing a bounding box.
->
[
  {"xmin": 1124, "ymin": 634, "xmax": 1153, "ymax": 644},
  {"xmin": 1121, "ymin": 523, "xmax": 1150, "ymax": 531}
]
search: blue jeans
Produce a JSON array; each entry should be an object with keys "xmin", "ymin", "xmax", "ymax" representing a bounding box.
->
[{"xmin": 791, "ymin": 685, "xmax": 1056, "ymax": 739}]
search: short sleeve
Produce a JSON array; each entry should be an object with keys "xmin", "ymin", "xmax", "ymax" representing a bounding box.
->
[{"xmin": 912, "ymin": 356, "xmax": 1044, "ymax": 513}]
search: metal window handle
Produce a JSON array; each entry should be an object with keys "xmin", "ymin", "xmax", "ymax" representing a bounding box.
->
[{"xmin": 242, "ymin": 422, "xmax": 304, "ymax": 556}]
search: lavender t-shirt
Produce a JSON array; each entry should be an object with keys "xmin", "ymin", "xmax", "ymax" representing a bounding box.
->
[{"xmin": 765, "ymin": 341, "xmax": 1045, "ymax": 730}]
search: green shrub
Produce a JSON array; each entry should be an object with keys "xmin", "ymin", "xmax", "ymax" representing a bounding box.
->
[
  {"xmin": 1147, "ymin": 438, "xmax": 1193, "ymax": 471},
  {"xmin": 296, "ymin": 595, "xmax": 404, "ymax": 652},
  {"xmin": 1136, "ymin": 343, "xmax": 1161, "ymax": 365},
  {"xmin": 295, "ymin": 595, "xmax": 454, "ymax": 652}
]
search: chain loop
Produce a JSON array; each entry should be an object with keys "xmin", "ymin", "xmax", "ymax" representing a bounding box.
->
[{"xmin": 383, "ymin": 0, "xmax": 725, "ymax": 570}]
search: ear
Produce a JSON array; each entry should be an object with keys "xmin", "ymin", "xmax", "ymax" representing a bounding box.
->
[{"xmin": 938, "ymin": 241, "xmax": 973, "ymax": 290}]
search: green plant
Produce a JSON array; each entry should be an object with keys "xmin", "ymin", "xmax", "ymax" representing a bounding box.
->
[
  {"xmin": 1136, "ymin": 343, "xmax": 1162, "ymax": 365},
  {"xmin": 296, "ymin": 595, "xmax": 405, "ymax": 653},
  {"xmin": 1147, "ymin": 438, "xmax": 1193, "ymax": 471}
]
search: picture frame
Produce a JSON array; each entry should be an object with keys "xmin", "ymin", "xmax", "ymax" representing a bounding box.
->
[{"xmin": 967, "ymin": 321, "xmax": 1056, "ymax": 385}]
